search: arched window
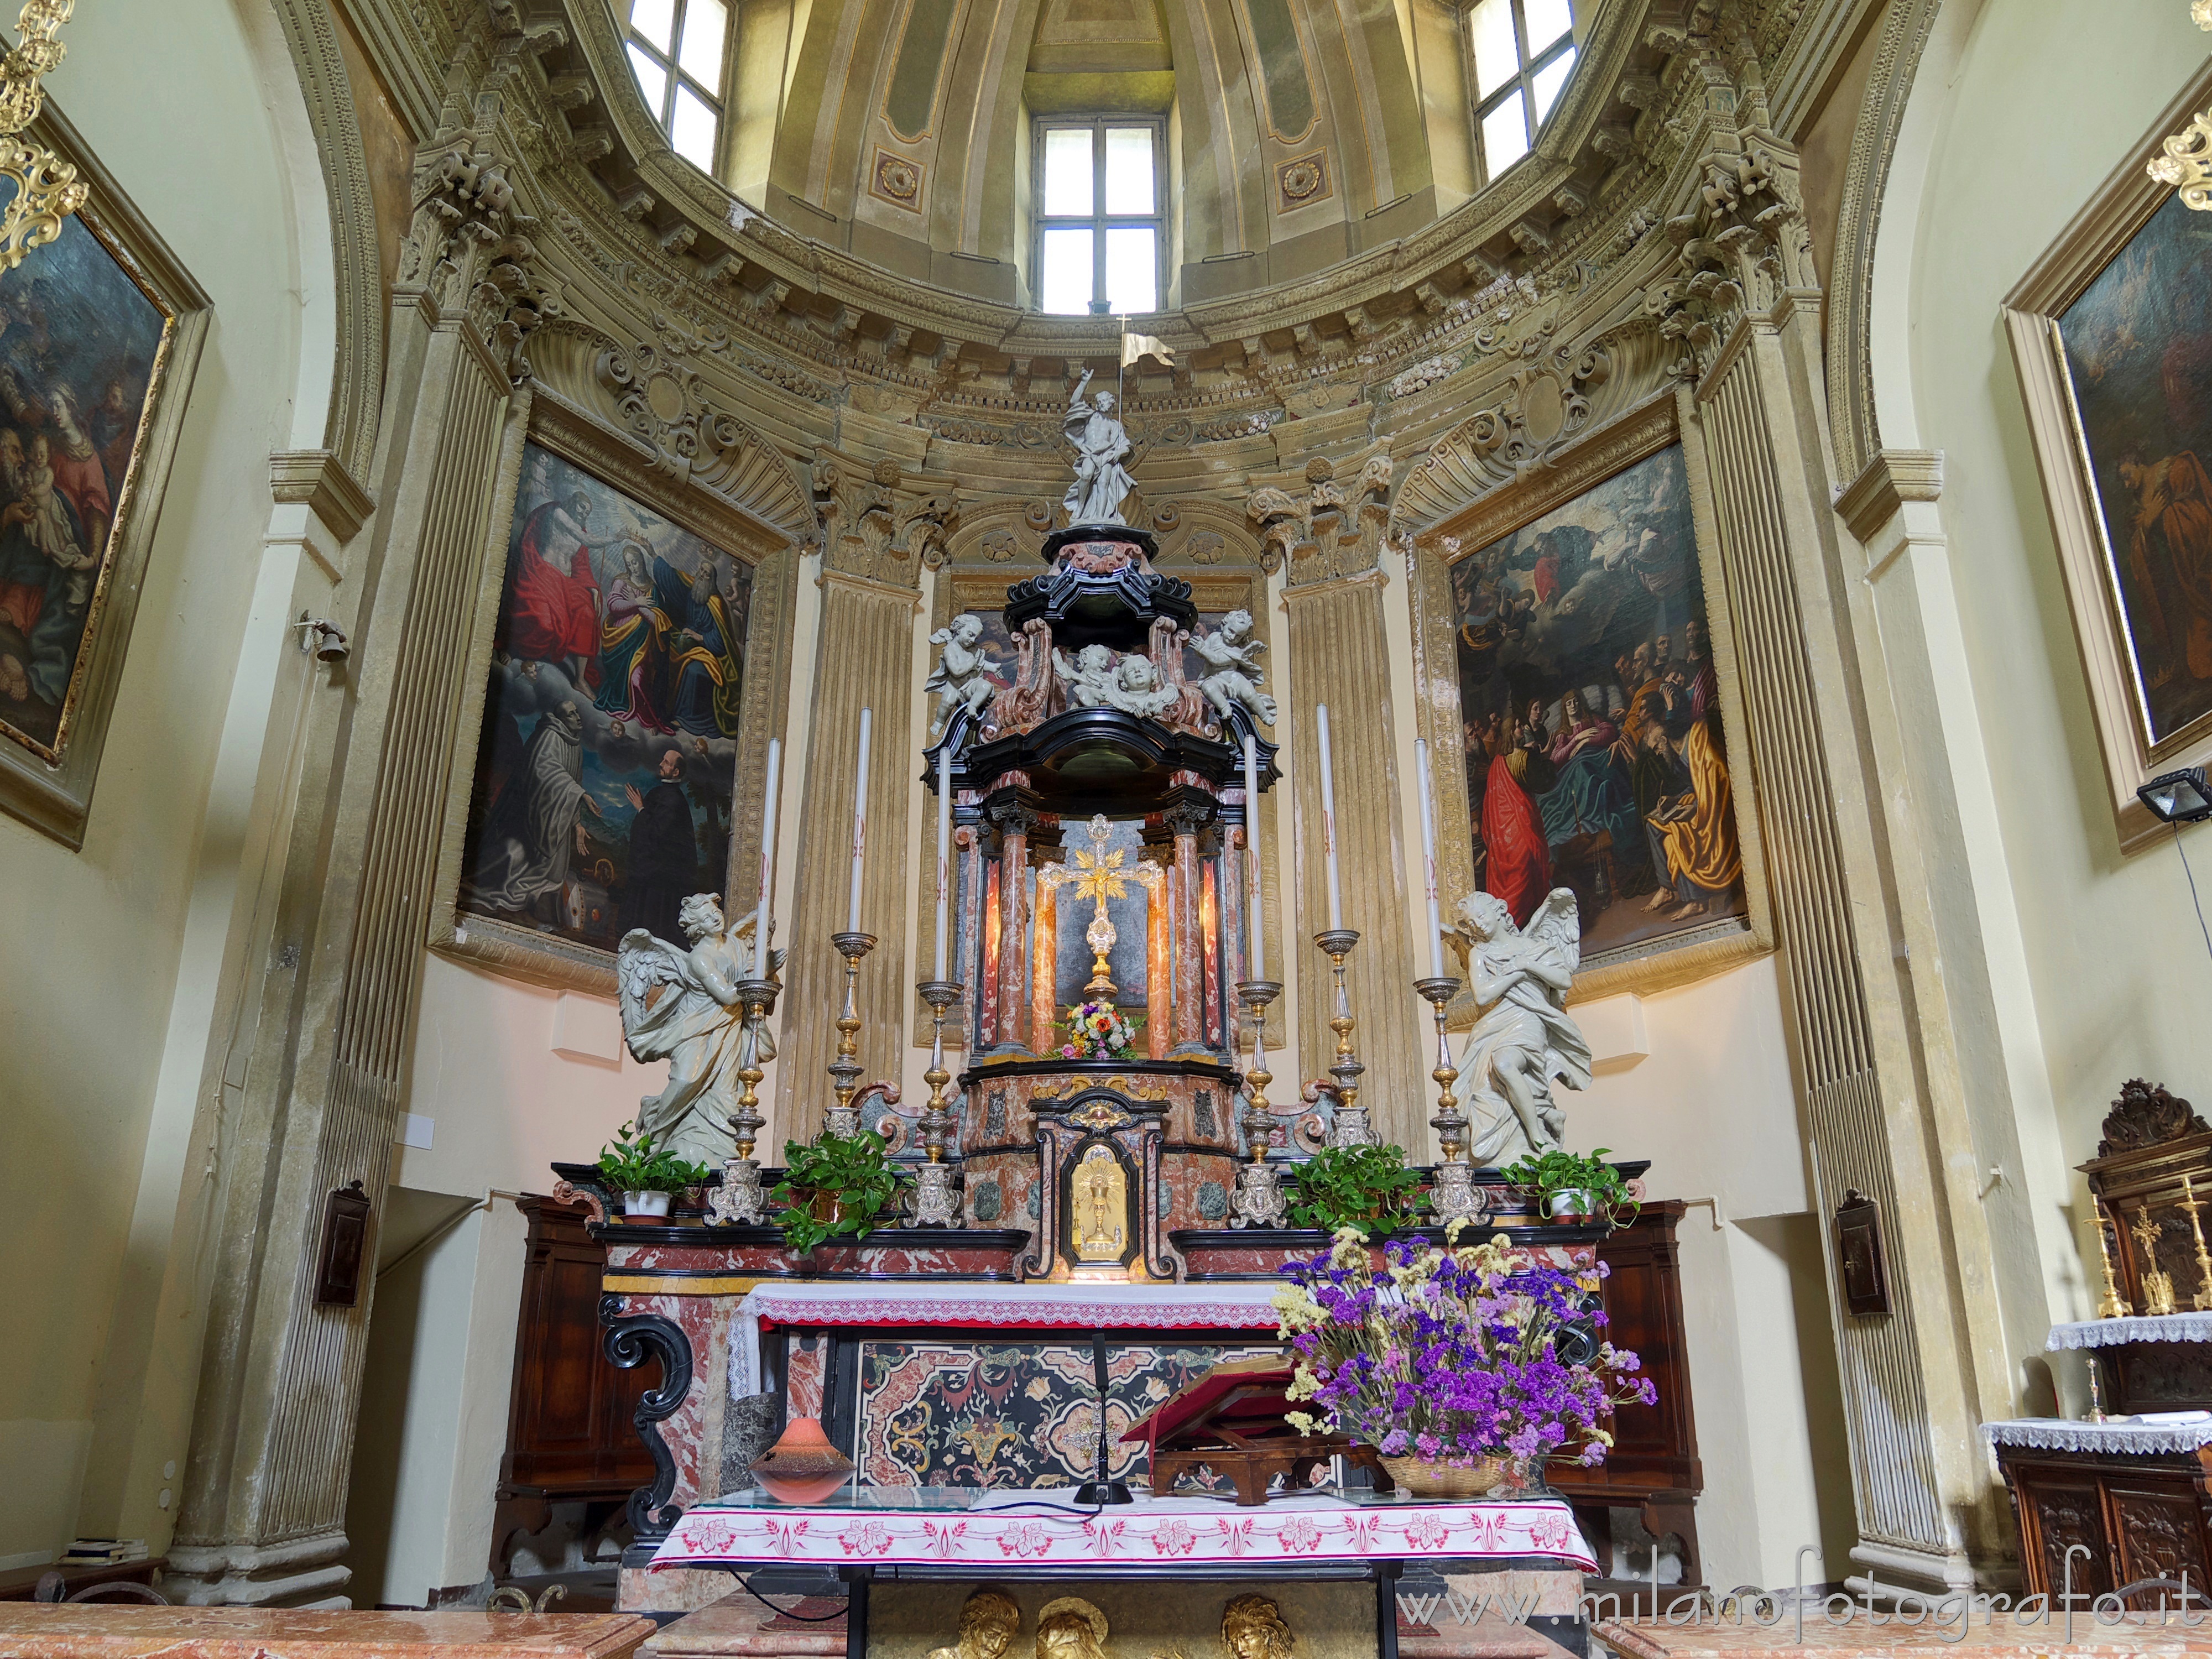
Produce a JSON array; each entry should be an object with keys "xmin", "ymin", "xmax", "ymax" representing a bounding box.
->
[
  {"xmin": 625, "ymin": 0, "xmax": 728, "ymax": 173},
  {"xmin": 1467, "ymin": 0, "xmax": 1576, "ymax": 181},
  {"xmin": 1034, "ymin": 117, "xmax": 1166, "ymax": 316}
]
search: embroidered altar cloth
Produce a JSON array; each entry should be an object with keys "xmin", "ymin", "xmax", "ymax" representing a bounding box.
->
[
  {"xmin": 729, "ymin": 1281, "xmax": 1285, "ymax": 1396},
  {"xmin": 649, "ymin": 1490, "xmax": 1598, "ymax": 1573},
  {"xmin": 1983, "ymin": 1415, "xmax": 2212, "ymax": 1455},
  {"xmin": 2047, "ymin": 1313, "xmax": 2212, "ymax": 1350}
]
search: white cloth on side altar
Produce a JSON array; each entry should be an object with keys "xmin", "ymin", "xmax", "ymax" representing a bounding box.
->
[
  {"xmin": 651, "ymin": 1489, "xmax": 1599, "ymax": 1573},
  {"xmin": 729, "ymin": 1279, "xmax": 1287, "ymax": 1397},
  {"xmin": 2046, "ymin": 1312, "xmax": 2212, "ymax": 1349},
  {"xmin": 1983, "ymin": 1416, "xmax": 2212, "ymax": 1455}
]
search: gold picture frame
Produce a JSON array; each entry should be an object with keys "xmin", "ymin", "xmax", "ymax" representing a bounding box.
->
[
  {"xmin": 2003, "ymin": 62, "xmax": 2212, "ymax": 855},
  {"xmin": 0, "ymin": 102, "xmax": 210, "ymax": 848},
  {"xmin": 1408, "ymin": 390, "xmax": 1775, "ymax": 1005},
  {"xmin": 425, "ymin": 386, "xmax": 801, "ymax": 993}
]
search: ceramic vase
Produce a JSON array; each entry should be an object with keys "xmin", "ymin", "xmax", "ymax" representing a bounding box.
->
[
  {"xmin": 623, "ymin": 1190, "xmax": 672, "ymax": 1219},
  {"xmin": 751, "ymin": 1415, "xmax": 854, "ymax": 1504},
  {"xmin": 1545, "ymin": 1189, "xmax": 1596, "ymax": 1222}
]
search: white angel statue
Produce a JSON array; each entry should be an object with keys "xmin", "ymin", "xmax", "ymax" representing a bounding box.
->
[
  {"xmin": 1062, "ymin": 369, "xmax": 1135, "ymax": 526},
  {"xmin": 1053, "ymin": 641, "xmax": 1121, "ymax": 708},
  {"xmin": 1187, "ymin": 609, "xmax": 1279, "ymax": 729},
  {"xmin": 1448, "ymin": 888, "xmax": 1592, "ymax": 1166},
  {"xmin": 617, "ymin": 893, "xmax": 784, "ymax": 1165},
  {"xmin": 925, "ymin": 613, "xmax": 1003, "ymax": 745}
]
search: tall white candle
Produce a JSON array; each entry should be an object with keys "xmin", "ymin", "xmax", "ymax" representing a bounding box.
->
[
  {"xmin": 1243, "ymin": 733, "xmax": 1266, "ymax": 982},
  {"xmin": 933, "ymin": 746, "xmax": 953, "ymax": 980},
  {"xmin": 755, "ymin": 737, "xmax": 782, "ymax": 977},
  {"xmin": 1315, "ymin": 705, "xmax": 1343, "ymax": 932},
  {"xmin": 1414, "ymin": 737, "xmax": 1446, "ymax": 978},
  {"xmin": 847, "ymin": 708, "xmax": 872, "ymax": 933}
]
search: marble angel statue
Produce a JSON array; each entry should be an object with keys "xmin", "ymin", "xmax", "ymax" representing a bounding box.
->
[
  {"xmin": 1187, "ymin": 609, "xmax": 1279, "ymax": 729},
  {"xmin": 1062, "ymin": 370, "xmax": 1134, "ymax": 526},
  {"xmin": 617, "ymin": 893, "xmax": 785, "ymax": 1164},
  {"xmin": 1448, "ymin": 888, "xmax": 1592, "ymax": 1165},
  {"xmin": 925, "ymin": 613, "xmax": 1003, "ymax": 744},
  {"xmin": 1053, "ymin": 641, "xmax": 1121, "ymax": 708}
]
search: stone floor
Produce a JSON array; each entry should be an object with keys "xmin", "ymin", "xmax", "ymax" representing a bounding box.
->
[
  {"xmin": 0, "ymin": 1606, "xmax": 659, "ymax": 1656},
  {"xmin": 1593, "ymin": 1608, "xmax": 2212, "ymax": 1655}
]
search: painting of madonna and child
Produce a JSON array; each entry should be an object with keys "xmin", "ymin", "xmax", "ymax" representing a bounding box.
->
[
  {"xmin": 0, "ymin": 218, "xmax": 168, "ymax": 760},
  {"xmin": 1452, "ymin": 442, "xmax": 1747, "ymax": 961},
  {"xmin": 2058, "ymin": 191, "xmax": 2212, "ymax": 748},
  {"xmin": 457, "ymin": 443, "xmax": 748, "ymax": 958}
]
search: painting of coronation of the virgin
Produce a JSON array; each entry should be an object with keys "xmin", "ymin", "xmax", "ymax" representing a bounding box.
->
[
  {"xmin": 1451, "ymin": 442, "xmax": 1747, "ymax": 959},
  {"xmin": 457, "ymin": 442, "xmax": 747, "ymax": 957},
  {"xmin": 2058, "ymin": 191, "xmax": 2212, "ymax": 747},
  {"xmin": 0, "ymin": 217, "xmax": 168, "ymax": 760}
]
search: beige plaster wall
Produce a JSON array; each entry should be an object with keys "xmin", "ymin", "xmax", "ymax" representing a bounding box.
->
[
  {"xmin": 1884, "ymin": 0, "xmax": 2212, "ymax": 1388},
  {"xmin": 0, "ymin": 0, "xmax": 328, "ymax": 1568}
]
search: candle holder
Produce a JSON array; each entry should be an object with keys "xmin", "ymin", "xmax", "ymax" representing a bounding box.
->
[
  {"xmin": 708, "ymin": 977, "xmax": 782, "ymax": 1227},
  {"xmin": 2091, "ymin": 1197, "xmax": 2132, "ymax": 1319},
  {"xmin": 1312, "ymin": 929, "xmax": 1376, "ymax": 1147},
  {"xmin": 1415, "ymin": 974, "xmax": 1488, "ymax": 1229},
  {"xmin": 2187, "ymin": 1174, "xmax": 2212, "ymax": 1313},
  {"xmin": 2133, "ymin": 1203, "xmax": 2179, "ymax": 1317},
  {"xmin": 1229, "ymin": 979, "xmax": 1287, "ymax": 1229},
  {"xmin": 905, "ymin": 978, "xmax": 967, "ymax": 1229},
  {"xmin": 823, "ymin": 931, "xmax": 876, "ymax": 1139}
]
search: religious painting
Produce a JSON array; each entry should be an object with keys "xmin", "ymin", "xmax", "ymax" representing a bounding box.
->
[
  {"xmin": 2007, "ymin": 73, "xmax": 2212, "ymax": 851},
  {"xmin": 0, "ymin": 118, "xmax": 208, "ymax": 848},
  {"xmin": 1447, "ymin": 441, "xmax": 1751, "ymax": 968},
  {"xmin": 452, "ymin": 441, "xmax": 746, "ymax": 961}
]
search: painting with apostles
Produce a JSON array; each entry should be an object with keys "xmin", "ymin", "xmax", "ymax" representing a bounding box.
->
[
  {"xmin": 0, "ymin": 216, "xmax": 168, "ymax": 759},
  {"xmin": 2059, "ymin": 191, "xmax": 2212, "ymax": 747},
  {"xmin": 459, "ymin": 443, "xmax": 746, "ymax": 957},
  {"xmin": 1451, "ymin": 442, "xmax": 1746, "ymax": 959}
]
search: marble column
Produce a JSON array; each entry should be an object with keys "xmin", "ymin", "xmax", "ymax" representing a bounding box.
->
[
  {"xmin": 988, "ymin": 800, "xmax": 1036, "ymax": 1053},
  {"xmin": 1031, "ymin": 880, "xmax": 1060, "ymax": 1051},
  {"xmin": 1166, "ymin": 807, "xmax": 1207, "ymax": 1054}
]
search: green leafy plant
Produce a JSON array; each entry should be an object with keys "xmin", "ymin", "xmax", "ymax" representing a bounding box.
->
[
  {"xmin": 1500, "ymin": 1146, "xmax": 1639, "ymax": 1228},
  {"xmin": 772, "ymin": 1129, "xmax": 905, "ymax": 1254},
  {"xmin": 596, "ymin": 1119, "xmax": 713, "ymax": 1195},
  {"xmin": 1287, "ymin": 1143, "xmax": 1428, "ymax": 1237}
]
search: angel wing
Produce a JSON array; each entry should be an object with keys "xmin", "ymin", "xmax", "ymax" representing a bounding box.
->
[
  {"xmin": 1525, "ymin": 888, "xmax": 1583, "ymax": 975},
  {"xmin": 615, "ymin": 930, "xmax": 688, "ymax": 1034}
]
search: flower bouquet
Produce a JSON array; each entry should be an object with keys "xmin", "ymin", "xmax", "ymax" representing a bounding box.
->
[
  {"xmin": 1060, "ymin": 999, "xmax": 1136, "ymax": 1060},
  {"xmin": 1272, "ymin": 1225, "xmax": 1656, "ymax": 1496}
]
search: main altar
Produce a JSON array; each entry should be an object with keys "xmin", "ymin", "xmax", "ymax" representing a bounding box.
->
[{"xmin": 546, "ymin": 393, "xmax": 1686, "ymax": 1659}]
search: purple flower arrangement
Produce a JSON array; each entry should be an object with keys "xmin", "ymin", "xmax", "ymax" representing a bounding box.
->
[{"xmin": 1271, "ymin": 1225, "xmax": 1657, "ymax": 1474}]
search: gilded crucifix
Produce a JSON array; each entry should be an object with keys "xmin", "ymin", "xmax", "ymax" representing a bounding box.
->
[{"xmin": 1069, "ymin": 813, "xmax": 1129, "ymax": 998}]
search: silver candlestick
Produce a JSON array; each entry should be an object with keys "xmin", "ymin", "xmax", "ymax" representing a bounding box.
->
[
  {"xmin": 1229, "ymin": 979, "xmax": 1287, "ymax": 1229},
  {"xmin": 1415, "ymin": 974, "xmax": 1489, "ymax": 1230},
  {"xmin": 905, "ymin": 978, "xmax": 967, "ymax": 1228},
  {"xmin": 1313, "ymin": 929, "xmax": 1376, "ymax": 1147},
  {"xmin": 823, "ymin": 931, "xmax": 875, "ymax": 1139},
  {"xmin": 708, "ymin": 976, "xmax": 781, "ymax": 1227}
]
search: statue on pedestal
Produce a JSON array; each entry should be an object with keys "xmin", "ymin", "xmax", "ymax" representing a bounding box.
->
[
  {"xmin": 1062, "ymin": 370, "xmax": 1134, "ymax": 526},
  {"xmin": 616, "ymin": 893, "xmax": 782, "ymax": 1165},
  {"xmin": 1448, "ymin": 888, "xmax": 1592, "ymax": 1166},
  {"xmin": 1187, "ymin": 609, "xmax": 1279, "ymax": 729},
  {"xmin": 926, "ymin": 613, "xmax": 1003, "ymax": 745}
]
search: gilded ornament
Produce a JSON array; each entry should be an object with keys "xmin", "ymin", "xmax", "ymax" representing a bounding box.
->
[
  {"xmin": 0, "ymin": 1, "xmax": 84, "ymax": 275},
  {"xmin": 2149, "ymin": 111, "xmax": 2212, "ymax": 212},
  {"xmin": 1219, "ymin": 1596, "xmax": 1296, "ymax": 1659},
  {"xmin": 927, "ymin": 1590, "xmax": 1020, "ymax": 1659}
]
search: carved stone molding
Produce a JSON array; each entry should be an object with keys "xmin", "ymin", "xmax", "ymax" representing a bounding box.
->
[
  {"xmin": 1246, "ymin": 452, "xmax": 1394, "ymax": 585},
  {"xmin": 1645, "ymin": 137, "xmax": 1817, "ymax": 380},
  {"xmin": 1834, "ymin": 447, "xmax": 1943, "ymax": 545},
  {"xmin": 810, "ymin": 446, "xmax": 962, "ymax": 587}
]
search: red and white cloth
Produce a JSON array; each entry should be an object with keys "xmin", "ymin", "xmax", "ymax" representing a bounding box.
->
[
  {"xmin": 729, "ymin": 1281, "xmax": 1288, "ymax": 1397},
  {"xmin": 650, "ymin": 1491, "xmax": 1597, "ymax": 1573}
]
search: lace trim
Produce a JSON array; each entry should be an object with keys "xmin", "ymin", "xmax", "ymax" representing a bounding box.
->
[
  {"xmin": 1984, "ymin": 1417, "xmax": 2212, "ymax": 1454},
  {"xmin": 2046, "ymin": 1314, "xmax": 2212, "ymax": 1350}
]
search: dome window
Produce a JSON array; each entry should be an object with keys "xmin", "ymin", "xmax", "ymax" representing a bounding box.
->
[
  {"xmin": 1035, "ymin": 118, "xmax": 1167, "ymax": 316},
  {"xmin": 1468, "ymin": 0, "xmax": 1576, "ymax": 181},
  {"xmin": 625, "ymin": 0, "xmax": 729, "ymax": 175}
]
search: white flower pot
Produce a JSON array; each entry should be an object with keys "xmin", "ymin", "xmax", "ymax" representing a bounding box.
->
[
  {"xmin": 1546, "ymin": 1188, "xmax": 1597, "ymax": 1220},
  {"xmin": 623, "ymin": 1190, "xmax": 672, "ymax": 1218}
]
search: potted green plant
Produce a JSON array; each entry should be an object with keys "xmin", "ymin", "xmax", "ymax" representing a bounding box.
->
[
  {"xmin": 772, "ymin": 1128, "xmax": 904, "ymax": 1254},
  {"xmin": 596, "ymin": 1120, "xmax": 712, "ymax": 1219},
  {"xmin": 1287, "ymin": 1143, "xmax": 1428, "ymax": 1238},
  {"xmin": 1499, "ymin": 1146, "xmax": 1639, "ymax": 1228}
]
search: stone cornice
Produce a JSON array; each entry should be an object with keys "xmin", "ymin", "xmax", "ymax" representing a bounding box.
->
[{"xmin": 1834, "ymin": 447, "xmax": 1943, "ymax": 545}]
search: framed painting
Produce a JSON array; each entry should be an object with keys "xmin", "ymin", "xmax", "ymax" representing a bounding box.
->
[
  {"xmin": 430, "ymin": 394, "xmax": 798, "ymax": 990},
  {"xmin": 0, "ymin": 106, "xmax": 210, "ymax": 847},
  {"xmin": 1410, "ymin": 394, "xmax": 1772, "ymax": 999},
  {"xmin": 2006, "ymin": 62, "xmax": 2212, "ymax": 852}
]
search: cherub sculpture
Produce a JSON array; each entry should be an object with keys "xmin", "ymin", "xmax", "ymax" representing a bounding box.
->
[
  {"xmin": 1447, "ymin": 888, "xmax": 1592, "ymax": 1166},
  {"xmin": 925, "ymin": 613, "xmax": 1003, "ymax": 744},
  {"xmin": 1108, "ymin": 651, "xmax": 1180, "ymax": 718},
  {"xmin": 1187, "ymin": 609, "xmax": 1279, "ymax": 729},
  {"xmin": 617, "ymin": 894, "xmax": 786, "ymax": 1165},
  {"xmin": 1054, "ymin": 641, "xmax": 1122, "ymax": 708},
  {"xmin": 926, "ymin": 1590, "xmax": 1020, "ymax": 1659}
]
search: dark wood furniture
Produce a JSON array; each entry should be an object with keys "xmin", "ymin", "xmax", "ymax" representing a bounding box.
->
[
  {"xmin": 493, "ymin": 1194, "xmax": 654, "ymax": 1575},
  {"xmin": 1547, "ymin": 1199, "xmax": 1703, "ymax": 1587},
  {"xmin": 1995, "ymin": 1439, "xmax": 2212, "ymax": 1606},
  {"xmin": 0, "ymin": 1557, "xmax": 164, "ymax": 1601},
  {"xmin": 1122, "ymin": 1356, "xmax": 1394, "ymax": 1505}
]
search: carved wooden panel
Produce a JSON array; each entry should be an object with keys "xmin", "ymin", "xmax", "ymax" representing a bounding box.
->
[
  {"xmin": 2016, "ymin": 1470, "xmax": 2114, "ymax": 1601},
  {"xmin": 2111, "ymin": 1477, "xmax": 2212, "ymax": 1603}
]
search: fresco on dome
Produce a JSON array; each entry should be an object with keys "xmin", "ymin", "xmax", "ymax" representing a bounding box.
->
[
  {"xmin": 1448, "ymin": 442, "xmax": 1747, "ymax": 958},
  {"xmin": 2058, "ymin": 190, "xmax": 2212, "ymax": 748},
  {"xmin": 457, "ymin": 442, "xmax": 744, "ymax": 956}
]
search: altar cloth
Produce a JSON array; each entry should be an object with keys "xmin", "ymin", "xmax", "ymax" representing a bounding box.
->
[
  {"xmin": 2047, "ymin": 1312, "xmax": 2212, "ymax": 1349},
  {"xmin": 1983, "ymin": 1415, "xmax": 2212, "ymax": 1454},
  {"xmin": 729, "ymin": 1280, "xmax": 1287, "ymax": 1396},
  {"xmin": 649, "ymin": 1490, "xmax": 1598, "ymax": 1573}
]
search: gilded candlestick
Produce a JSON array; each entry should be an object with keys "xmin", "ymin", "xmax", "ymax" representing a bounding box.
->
[
  {"xmin": 1313, "ymin": 928, "xmax": 1374, "ymax": 1147},
  {"xmin": 1415, "ymin": 974, "xmax": 1487, "ymax": 1229},
  {"xmin": 709, "ymin": 975, "xmax": 781, "ymax": 1227},
  {"xmin": 2092, "ymin": 1197, "xmax": 2132, "ymax": 1319},
  {"xmin": 1229, "ymin": 979, "xmax": 1286, "ymax": 1229},
  {"xmin": 2184, "ymin": 1172, "xmax": 2212, "ymax": 1313},
  {"xmin": 825, "ymin": 931, "xmax": 876, "ymax": 1138},
  {"xmin": 2133, "ymin": 1203, "xmax": 2179, "ymax": 1317},
  {"xmin": 905, "ymin": 978, "xmax": 967, "ymax": 1229}
]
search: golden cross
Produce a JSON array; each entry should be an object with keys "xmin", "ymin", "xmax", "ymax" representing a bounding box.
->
[
  {"xmin": 1070, "ymin": 814, "xmax": 1129, "ymax": 910},
  {"xmin": 2133, "ymin": 1205, "xmax": 2164, "ymax": 1258}
]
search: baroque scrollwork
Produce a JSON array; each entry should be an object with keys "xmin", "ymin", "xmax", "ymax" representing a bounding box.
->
[
  {"xmin": 1644, "ymin": 140, "xmax": 1813, "ymax": 379},
  {"xmin": 811, "ymin": 446, "xmax": 963, "ymax": 586},
  {"xmin": 1245, "ymin": 453, "xmax": 1395, "ymax": 586}
]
